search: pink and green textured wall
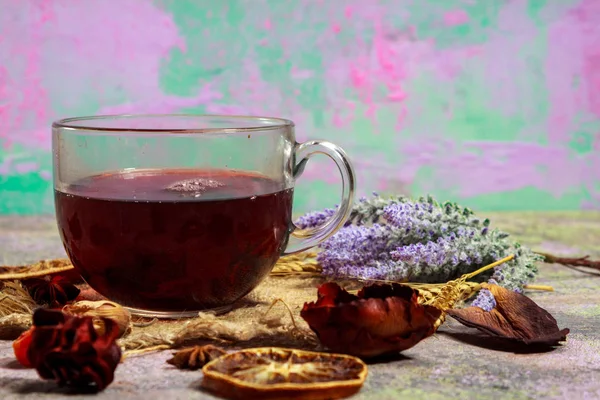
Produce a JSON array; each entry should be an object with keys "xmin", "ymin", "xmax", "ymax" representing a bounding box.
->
[{"xmin": 1, "ymin": 0, "xmax": 599, "ymax": 214}]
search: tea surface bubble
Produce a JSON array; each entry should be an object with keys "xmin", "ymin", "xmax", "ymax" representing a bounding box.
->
[{"xmin": 165, "ymin": 178, "xmax": 225, "ymax": 197}]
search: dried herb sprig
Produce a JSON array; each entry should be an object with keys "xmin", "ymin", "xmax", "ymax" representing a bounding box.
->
[
  {"xmin": 296, "ymin": 194, "xmax": 544, "ymax": 309},
  {"xmin": 297, "ymin": 194, "xmax": 481, "ymax": 230}
]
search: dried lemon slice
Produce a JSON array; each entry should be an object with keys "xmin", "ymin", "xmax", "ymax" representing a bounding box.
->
[{"xmin": 201, "ymin": 347, "xmax": 368, "ymax": 400}]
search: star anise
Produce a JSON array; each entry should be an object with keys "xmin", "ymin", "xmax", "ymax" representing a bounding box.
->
[
  {"xmin": 23, "ymin": 276, "xmax": 80, "ymax": 307},
  {"xmin": 167, "ymin": 345, "xmax": 226, "ymax": 370},
  {"xmin": 27, "ymin": 309, "xmax": 121, "ymax": 391}
]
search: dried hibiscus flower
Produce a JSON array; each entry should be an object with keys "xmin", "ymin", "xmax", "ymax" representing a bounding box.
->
[
  {"xmin": 447, "ymin": 284, "xmax": 569, "ymax": 346},
  {"xmin": 167, "ymin": 344, "xmax": 226, "ymax": 370},
  {"xmin": 25, "ymin": 308, "xmax": 121, "ymax": 391},
  {"xmin": 301, "ymin": 282, "xmax": 442, "ymax": 358},
  {"xmin": 22, "ymin": 276, "xmax": 80, "ymax": 307}
]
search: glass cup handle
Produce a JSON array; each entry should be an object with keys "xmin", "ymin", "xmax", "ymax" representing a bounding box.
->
[{"xmin": 282, "ymin": 140, "xmax": 356, "ymax": 255}]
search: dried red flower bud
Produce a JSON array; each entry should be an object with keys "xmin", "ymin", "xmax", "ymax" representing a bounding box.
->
[
  {"xmin": 27, "ymin": 309, "xmax": 122, "ymax": 391},
  {"xmin": 23, "ymin": 276, "xmax": 80, "ymax": 307},
  {"xmin": 301, "ymin": 282, "xmax": 442, "ymax": 358}
]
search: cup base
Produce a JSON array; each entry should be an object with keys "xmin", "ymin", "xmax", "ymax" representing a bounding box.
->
[{"xmin": 124, "ymin": 304, "xmax": 233, "ymax": 319}]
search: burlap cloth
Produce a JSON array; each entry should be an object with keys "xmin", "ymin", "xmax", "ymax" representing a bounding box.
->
[
  {"xmin": 119, "ymin": 274, "xmax": 325, "ymax": 354},
  {"xmin": 0, "ymin": 252, "xmax": 495, "ymax": 355},
  {"xmin": 0, "ymin": 255, "xmax": 329, "ymax": 354}
]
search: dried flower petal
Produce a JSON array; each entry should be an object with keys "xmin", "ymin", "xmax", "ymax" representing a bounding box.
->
[
  {"xmin": 23, "ymin": 276, "xmax": 80, "ymax": 307},
  {"xmin": 167, "ymin": 345, "xmax": 226, "ymax": 370},
  {"xmin": 27, "ymin": 309, "xmax": 121, "ymax": 391},
  {"xmin": 447, "ymin": 284, "xmax": 569, "ymax": 346},
  {"xmin": 13, "ymin": 329, "xmax": 34, "ymax": 367},
  {"xmin": 301, "ymin": 282, "xmax": 442, "ymax": 358}
]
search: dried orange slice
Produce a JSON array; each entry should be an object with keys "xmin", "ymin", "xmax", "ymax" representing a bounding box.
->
[{"xmin": 201, "ymin": 347, "xmax": 368, "ymax": 400}]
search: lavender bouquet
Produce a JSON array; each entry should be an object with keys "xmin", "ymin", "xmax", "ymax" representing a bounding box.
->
[{"xmin": 296, "ymin": 194, "xmax": 542, "ymax": 311}]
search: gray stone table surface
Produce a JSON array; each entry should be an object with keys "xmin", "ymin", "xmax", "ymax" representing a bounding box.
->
[{"xmin": 1, "ymin": 213, "xmax": 599, "ymax": 400}]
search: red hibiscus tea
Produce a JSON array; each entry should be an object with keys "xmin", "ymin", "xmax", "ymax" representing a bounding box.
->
[
  {"xmin": 54, "ymin": 169, "xmax": 293, "ymax": 313},
  {"xmin": 53, "ymin": 114, "xmax": 356, "ymax": 318}
]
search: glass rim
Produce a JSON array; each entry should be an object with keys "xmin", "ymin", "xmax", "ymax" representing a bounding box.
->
[{"xmin": 52, "ymin": 114, "xmax": 294, "ymax": 134}]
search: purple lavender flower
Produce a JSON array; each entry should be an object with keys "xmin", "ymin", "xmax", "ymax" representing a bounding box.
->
[
  {"xmin": 319, "ymin": 225, "xmax": 509, "ymax": 283},
  {"xmin": 317, "ymin": 224, "xmax": 396, "ymax": 274},
  {"xmin": 319, "ymin": 256, "xmax": 409, "ymax": 282},
  {"xmin": 382, "ymin": 203, "xmax": 439, "ymax": 242},
  {"xmin": 381, "ymin": 200, "xmax": 478, "ymax": 244},
  {"xmin": 295, "ymin": 208, "xmax": 336, "ymax": 229},
  {"xmin": 298, "ymin": 193, "xmax": 540, "ymax": 291},
  {"xmin": 320, "ymin": 224, "xmax": 392, "ymax": 252},
  {"xmin": 392, "ymin": 227, "xmax": 519, "ymax": 282},
  {"xmin": 471, "ymin": 288, "xmax": 497, "ymax": 311}
]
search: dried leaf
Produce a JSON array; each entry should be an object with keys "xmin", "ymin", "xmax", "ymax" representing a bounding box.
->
[
  {"xmin": 167, "ymin": 344, "xmax": 226, "ymax": 370},
  {"xmin": 447, "ymin": 284, "xmax": 569, "ymax": 346},
  {"xmin": 301, "ymin": 282, "xmax": 442, "ymax": 358}
]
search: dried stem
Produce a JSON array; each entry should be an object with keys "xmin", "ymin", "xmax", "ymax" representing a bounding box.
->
[
  {"xmin": 133, "ymin": 318, "xmax": 158, "ymax": 328},
  {"xmin": 464, "ymin": 254, "xmax": 515, "ymax": 280},
  {"xmin": 0, "ymin": 265, "xmax": 75, "ymax": 280},
  {"xmin": 270, "ymin": 252, "xmax": 321, "ymax": 275},
  {"xmin": 261, "ymin": 298, "xmax": 298, "ymax": 330},
  {"xmin": 536, "ymin": 251, "xmax": 600, "ymax": 274},
  {"xmin": 122, "ymin": 344, "xmax": 171, "ymax": 359},
  {"xmin": 429, "ymin": 255, "xmax": 514, "ymax": 311},
  {"xmin": 523, "ymin": 284, "xmax": 554, "ymax": 292}
]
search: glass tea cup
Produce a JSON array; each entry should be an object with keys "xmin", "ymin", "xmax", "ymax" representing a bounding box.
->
[{"xmin": 52, "ymin": 114, "xmax": 355, "ymax": 318}]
